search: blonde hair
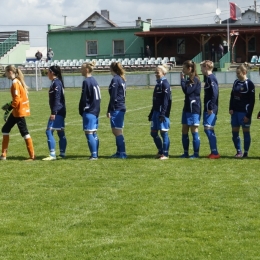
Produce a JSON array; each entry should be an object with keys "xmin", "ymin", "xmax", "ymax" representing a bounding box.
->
[
  {"xmin": 110, "ymin": 62, "xmax": 126, "ymax": 81},
  {"xmin": 183, "ymin": 60, "xmax": 200, "ymax": 83},
  {"xmin": 237, "ymin": 62, "xmax": 250, "ymax": 74},
  {"xmin": 200, "ymin": 60, "xmax": 214, "ymax": 71},
  {"xmin": 82, "ymin": 61, "xmax": 96, "ymax": 73},
  {"xmin": 5, "ymin": 65, "xmax": 29, "ymax": 94},
  {"xmin": 157, "ymin": 64, "xmax": 168, "ymax": 75}
]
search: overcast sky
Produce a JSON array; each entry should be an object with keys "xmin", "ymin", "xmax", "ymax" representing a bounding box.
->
[{"xmin": 0, "ymin": 0, "xmax": 257, "ymax": 47}]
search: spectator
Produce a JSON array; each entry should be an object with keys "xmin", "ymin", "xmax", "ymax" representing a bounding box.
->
[
  {"xmin": 47, "ymin": 48, "xmax": 54, "ymax": 61},
  {"xmin": 218, "ymin": 44, "xmax": 224, "ymax": 60},
  {"xmin": 144, "ymin": 45, "xmax": 151, "ymax": 59},
  {"xmin": 211, "ymin": 44, "xmax": 215, "ymax": 62},
  {"xmin": 35, "ymin": 50, "xmax": 42, "ymax": 61}
]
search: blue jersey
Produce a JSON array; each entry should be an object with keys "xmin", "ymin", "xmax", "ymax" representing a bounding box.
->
[
  {"xmin": 79, "ymin": 76, "xmax": 101, "ymax": 117},
  {"xmin": 229, "ymin": 78, "xmax": 255, "ymax": 118},
  {"xmin": 107, "ymin": 75, "xmax": 126, "ymax": 113},
  {"xmin": 49, "ymin": 78, "xmax": 66, "ymax": 117},
  {"xmin": 181, "ymin": 76, "xmax": 201, "ymax": 114},
  {"xmin": 204, "ymin": 74, "xmax": 219, "ymax": 114},
  {"xmin": 151, "ymin": 77, "xmax": 172, "ymax": 117}
]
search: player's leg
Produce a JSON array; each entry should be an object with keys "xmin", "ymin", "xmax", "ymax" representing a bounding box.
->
[
  {"xmin": 57, "ymin": 130, "xmax": 67, "ymax": 158},
  {"xmin": 16, "ymin": 117, "xmax": 35, "ymax": 160},
  {"xmin": 150, "ymin": 111, "xmax": 163, "ymax": 158},
  {"xmin": 83, "ymin": 113, "xmax": 98, "ymax": 159},
  {"xmin": 181, "ymin": 112, "xmax": 190, "ymax": 158},
  {"xmin": 110, "ymin": 111, "xmax": 126, "ymax": 159},
  {"xmin": 93, "ymin": 117, "xmax": 99, "ymax": 157},
  {"xmin": 159, "ymin": 116, "xmax": 170, "ymax": 159},
  {"xmin": 190, "ymin": 113, "xmax": 201, "ymax": 159},
  {"xmin": 242, "ymin": 115, "xmax": 252, "ymax": 158},
  {"xmin": 43, "ymin": 118, "xmax": 57, "ymax": 160},
  {"xmin": 203, "ymin": 112, "xmax": 220, "ymax": 158},
  {"xmin": 231, "ymin": 112, "xmax": 242, "ymax": 157},
  {"xmin": 1, "ymin": 113, "xmax": 16, "ymax": 159}
]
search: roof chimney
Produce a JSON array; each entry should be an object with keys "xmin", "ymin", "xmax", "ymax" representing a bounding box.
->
[
  {"xmin": 136, "ymin": 17, "xmax": 142, "ymax": 27},
  {"xmin": 101, "ymin": 10, "xmax": 109, "ymax": 19}
]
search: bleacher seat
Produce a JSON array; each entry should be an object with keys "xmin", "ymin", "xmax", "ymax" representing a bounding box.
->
[{"xmin": 251, "ymin": 55, "xmax": 258, "ymax": 63}]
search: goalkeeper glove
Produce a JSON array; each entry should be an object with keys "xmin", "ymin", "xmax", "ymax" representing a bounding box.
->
[
  {"xmin": 1, "ymin": 101, "xmax": 12, "ymax": 111},
  {"xmin": 3, "ymin": 108, "xmax": 12, "ymax": 122}
]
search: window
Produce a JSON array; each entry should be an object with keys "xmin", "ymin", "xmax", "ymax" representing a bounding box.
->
[
  {"xmin": 86, "ymin": 41, "xmax": 97, "ymax": 56},
  {"xmin": 177, "ymin": 38, "xmax": 185, "ymax": 54},
  {"xmin": 248, "ymin": 37, "xmax": 256, "ymax": 52},
  {"xmin": 113, "ymin": 40, "xmax": 124, "ymax": 55}
]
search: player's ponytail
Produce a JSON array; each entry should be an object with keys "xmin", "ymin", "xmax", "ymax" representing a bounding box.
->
[
  {"xmin": 49, "ymin": 65, "xmax": 65, "ymax": 88},
  {"xmin": 110, "ymin": 62, "xmax": 126, "ymax": 81},
  {"xmin": 183, "ymin": 60, "xmax": 200, "ymax": 83},
  {"xmin": 82, "ymin": 61, "xmax": 96, "ymax": 74},
  {"xmin": 5, "ymin": 65, "xmax": 29, "ymax": 94},
  {"xmin": 157, "ymin": 64, "xmax": 168, "ymax": 75}
]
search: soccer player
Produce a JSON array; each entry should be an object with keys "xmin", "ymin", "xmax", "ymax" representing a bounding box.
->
[
  {"xmin": 229, "ymin": 63, "xmax": 255, "ymax": 158},
  {"xmin": 79, "ymin": 62, "xmax": 101, "ymax": 160},
  {"xmin": 200, "ymin": 60, "xmax": 220, "ymax": 159},
  {"xmin": 180, "ymin": 60, "xmax": 201, "ymax": 159},
  {"xmin": 1, "ymin": 65, "xmax": 35, "ymax": 160},
  {"xmin": 42, "ymin": 65, "xmax": 67, "ymax": 160},
  {"xmin": 107, "ymin": 62, "xmax": 127, "ymax": 159},
  {"xmin": 148, "ymin": 64, "xmax": 172, "ymax": 160}
]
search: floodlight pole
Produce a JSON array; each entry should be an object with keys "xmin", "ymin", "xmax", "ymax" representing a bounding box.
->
[
  {"xmin": 255, "ymin": 0, "xmax": 258, "ymax": 23},
  {"xmin": 62, "ymin": 15, "xmax": 67, "ymax": 25}
]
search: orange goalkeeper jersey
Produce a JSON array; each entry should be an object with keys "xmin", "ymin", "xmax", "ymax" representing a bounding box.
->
[{"xmin": 11, "ymin": 78, "xmax": 30, "ymax": 117}]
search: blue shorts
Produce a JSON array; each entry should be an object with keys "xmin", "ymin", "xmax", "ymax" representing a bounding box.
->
[
  {"xmin": 47, "ymin": 115, "xmax": 65, "ymax": 130},
  {"xmin": 83, "ymin": 112, "xmax": 99, "ymax": 131},
  {"xmin": 203, "ymin": 112, "xmax": 217, "ymax": 127},
  {"xmin": 231, "ymin": 112, "xmax": 251, "ymax": 128},
  {"xmin": 151, "ymin": 111, "xmax": 170, "ymax": 131},
  {"xmin": 182, "ymin": 112, "xmax": 200, "ymax": 126},
  {"xmin": 110, "ymin": 110, "xmax": 125, "ymax": 129}
]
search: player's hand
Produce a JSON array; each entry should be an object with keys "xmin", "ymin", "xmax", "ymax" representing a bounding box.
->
[
  {"xmin": 159, "ymin": 115, "xmax": 166, "ymax": 122},
  {"xmin": 148, "ymin": 111, "xmax": 153, "ymax": 121},
  {"xmin": 207, "ymin": 110, "xmax": 213, "ymax": 115},
  {"xmin": 257, "ymin": 111, "xmax": 260, "ymax": 119},
  {"xmin": 107, "ymin": 113, "xmax": 111, "ymax": 118},
  {"xmin": 180, "ymin": 72, "xmax": 185, "ymax": 79},
  {"xmin": 229, "ymin": 110, "xmax": 233, "ymax": 115},
  {"xmin": 243, "ymin": 116, "xmax": 249, "ymax": 123},
  {"xmin": 50, "ymin": 114, "xmax": 55, "ymax": 121}
]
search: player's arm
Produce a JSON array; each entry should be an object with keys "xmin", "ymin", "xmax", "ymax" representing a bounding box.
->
[
  {"xmin": 51, "ymin": 83, "xmax": 61, "ymax": 115},
  {"xmin": 160, "ymin": 81, "xmax": 171, "ymax": 117},
  {"xmin": 11, "ymin": 82, "xmax": 21, "ymax": 109},
  {"xmin": 79, "ymin": 81, "xmax": 86, "ymax": 116},
  {"xmin": 107, "ymin": 79, "xmax": 118, "ymax": 113},
  {"xmin": 229, "ymin": 83, "xmax": 235, "ymax": 114},
  {"xmin": 245, "ymin": 81, "xmax": 255, "ymax": 119},
  {"xmin": 208, "ymin": 78, "xmax": 218, "ymax": 111}
]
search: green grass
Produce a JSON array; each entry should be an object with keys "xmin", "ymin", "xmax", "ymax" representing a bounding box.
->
[{"xmin": 0, "ymin": 86, "xmax": 260, "ymax": 259}]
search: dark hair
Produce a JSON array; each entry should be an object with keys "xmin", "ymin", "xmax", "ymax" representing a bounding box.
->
[
  {"xmin": 49, "ymin": 65, "xmax": 64, "ymax": 88},
  {"xmin": 110, "ymin": 62, "xmax": 126, "ymax": 81},
  {"xmin": 183, "ymin": 60, "xmax": 200, "ymax": 83}
]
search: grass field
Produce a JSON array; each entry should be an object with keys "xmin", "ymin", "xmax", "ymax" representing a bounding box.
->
[{"xmin": 0, "ymin": 85, "xmax": 260, "ymax": 259}]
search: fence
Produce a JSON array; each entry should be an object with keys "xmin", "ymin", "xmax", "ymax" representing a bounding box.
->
[{"xmin": 1, "ymin": 71, "xmax": 260, "ymax": 90}]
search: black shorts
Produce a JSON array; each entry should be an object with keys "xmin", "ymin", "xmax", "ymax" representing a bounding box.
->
[{"xmin": 2, "ymin": 113, "xmax": 29, "ymax": 137}]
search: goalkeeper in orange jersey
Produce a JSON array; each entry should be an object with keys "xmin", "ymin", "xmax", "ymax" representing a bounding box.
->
[{"xmin": 1, "ymin": 65, "xmax": 35, "ymax": 160}]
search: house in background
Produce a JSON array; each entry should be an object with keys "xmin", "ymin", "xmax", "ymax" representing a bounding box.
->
[{"xmin": 47, "ymin": 10, "xmax": 150, "ymax": 60}]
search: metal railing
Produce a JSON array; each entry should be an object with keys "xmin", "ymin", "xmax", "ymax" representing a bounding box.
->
[
  {"xmin": 0, "ymin": 32, "xmax": 18, "ymax": 57},
  {"xmin": 219, "ymin": 52, "xmax": 231, "ymax": 68},
  {"xmin": 192, "ymin": 52, "xmax": 202, "ymax": 64}
]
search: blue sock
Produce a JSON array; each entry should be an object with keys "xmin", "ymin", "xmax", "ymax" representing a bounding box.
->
[
  {"xmin": 151, "ymin": 131, "xmax": 163, "ymax": 154},
  {"xmin": 232, "ymin": 131, "xmax": 241, "ymax": 152},
  {"xmin": 204, "ymin": 129, "xmax": 218, "ymax": 155},
  {"xmin": 161, "ymin": 131, "xmax": 170, "ymax": 157},
  {"xmin": 86, "ymin": 133, "xmax": 97, "ymax": 158},
  {"xmin": 46, "ymin": 129, "xmax": 56, "ymax": 156},
  {"xmin": 182, "ymin": 134, "xmax": 189, "ymax": 155},
  {"xmin": 192, "ymin": 132, "xmax": 200, "ymax": 156},
  {"xmin": 243, "ymin": 131, "xmax": 251, "ymax": 154},
  {"xmin": 116, "ymin": 135, "xmax": 126, "ymax": 154},
  {"xmin": 57, "ymin": 131, "xmax": 67, "ymax": 157},
  {"xmin": 93, "ymin": 132, "xmax": 99, "ymax": 157}
]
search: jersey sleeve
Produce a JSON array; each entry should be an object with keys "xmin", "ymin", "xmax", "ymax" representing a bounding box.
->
[
  {"xmin": 208, "ymin": 77, "xmax": 219, "ymax": 111},
  {"xmin": 246, "ymin": 81, "xmax": 255, "ymax": 118},
  {"xmin": 181, "ymin": 78, "xmax": 200, "ymax": 95},
  {"xmin": 160, "ymin": 81, "xmax": 171, "ymax": 116},
  {"xmin": 11, "ymin": 81, "xmax": 21, "ymax": 109},
  {"xmin": 229, "ymin": 83, "xmax": 235, "ymax": 111},
  {"xmin": 51, "ymin": 82, "xmax": 62, "ymax": 115},
  {"xmin": 107, "ymin": 78, "xmax": 118, "ymax": 113}
]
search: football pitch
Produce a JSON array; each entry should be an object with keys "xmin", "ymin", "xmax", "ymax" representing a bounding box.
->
[{"xmin": 0, "ymin": 86, "xmax": 260, "ymax": 259}]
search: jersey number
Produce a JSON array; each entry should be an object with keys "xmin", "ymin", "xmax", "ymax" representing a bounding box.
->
[{"xmin": 93, "ymin": 86, "xmax": 101, "ymax": 100}]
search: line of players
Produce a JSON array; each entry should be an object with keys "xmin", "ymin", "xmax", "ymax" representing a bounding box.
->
[{"xmin": 0, "ymin": 60, "xmax": 256, "ymax": 160}]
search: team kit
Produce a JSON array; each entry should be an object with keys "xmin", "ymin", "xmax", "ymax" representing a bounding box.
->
[{"xmin": 0, "ymin": 60, "xmax": 257, "ymax": 161}]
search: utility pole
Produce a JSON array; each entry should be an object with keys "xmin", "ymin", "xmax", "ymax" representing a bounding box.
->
[
  {"xmin": 255, "ymin": 0, "xmax": 258, "ymax": 23},
  {"xmin": 62, "ymin": 15, "xmax": 67, "ymax": 25}
]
